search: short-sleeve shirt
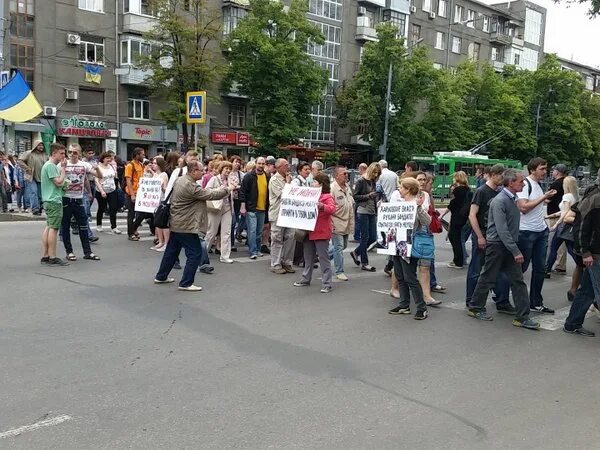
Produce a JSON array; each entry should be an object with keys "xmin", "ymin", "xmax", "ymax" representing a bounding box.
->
[
  {"xmin": 547, "ymin": 177, "xmax": 565, "ymax": 215},
  {"xmin": 471, "ymin": 184, "xmax": 499, "ymax": 236},
  {"xmin": 97, "ymin": 164, "xmax": 116, "ymax": 193},
  {"xmin": 124, "ymin": 160, "xmax": 144, "ymax": 196},
  {"xmin": 41, "ymin": 161, "xmax": 63, "ymax": 204},
  {"xmin": 62, "ymin": 160, "xmax": 93, "ymax": 199},
  {"xmin": 560, "ymin": 193, "xmax": 576, "ymax": 213},
  {"xmin": 517, "ymin": 176, "xmax": 547, "ymax": 232},
  {"xmin": 256, "ymin": 173, "xmax": 267, "ymax": 211}
]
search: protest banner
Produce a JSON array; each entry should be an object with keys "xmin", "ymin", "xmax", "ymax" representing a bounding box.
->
[
  {"xmin": 276, "ymin": 184, "xmax": 322, "ymax": 231},
  {"xmin": 135, "ymin": 177, "xmax": 163, "ymax": 213},
  {"xmin": 376, "ymin": 201, "xmax": 417, "ymax": 257}
]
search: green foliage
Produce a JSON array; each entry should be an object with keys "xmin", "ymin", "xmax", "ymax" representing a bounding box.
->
[
  {"xmin": 223, "ymin": 0, "xmax": 328, "ymax": 154},
  {"xmin": 323, "ymin": 151, "xmax": 341, "ymax": 166}
]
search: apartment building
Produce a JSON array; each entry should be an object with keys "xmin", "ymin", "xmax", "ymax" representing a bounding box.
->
[{"xmin": 556, "ymin": 56, "xmax": 600, "ymax": 94}]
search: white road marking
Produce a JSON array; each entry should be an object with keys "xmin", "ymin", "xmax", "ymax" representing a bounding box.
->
[{"xmin": 0, "ymin": 415, "xmax": 72, "ymax": 439}]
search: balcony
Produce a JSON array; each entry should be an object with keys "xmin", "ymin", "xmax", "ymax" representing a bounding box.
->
[
  {"xmin": 355, "ymin": 16, "xmax": 378, "ymax": 42},
  {"xmin": 118, "ymin": 67, "xmax": 152, "ymax": 85},
  {"xmin": 122, "ymin": 13, "xmax": 157, "ymax": 34},
  {"xmin": 492, "ymin": 60, "xmax": 506, "ymax": 72},
  {"xmin": 489, "ymin": 31, "xmax": 512, "ymax": 46}
]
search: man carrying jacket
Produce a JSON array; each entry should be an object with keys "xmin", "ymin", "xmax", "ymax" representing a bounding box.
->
[
  {"xmin": 154, "ymin": 161, "xmax": 230, "ymax": 292},
  {"xmin": 240, "ymin": 156, "xmax": 270, "ymax": 259}
]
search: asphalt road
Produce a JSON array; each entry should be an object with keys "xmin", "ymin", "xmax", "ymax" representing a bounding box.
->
[{"xmin": 1, "ymin": 218, "xmax": 599, "ymax": 449}]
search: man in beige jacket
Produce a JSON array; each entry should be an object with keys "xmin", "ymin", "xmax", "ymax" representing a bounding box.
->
[
  {"xmin": 154, "ymin": 161, "xmax": 230, "ymax": 291},
  {"xmin": 331, "ymin": 165, "xmax": 355, "ymax": 281},
  {"xmin": 268, "ymin": 158, "xmax": 295, "ymax": 274}
]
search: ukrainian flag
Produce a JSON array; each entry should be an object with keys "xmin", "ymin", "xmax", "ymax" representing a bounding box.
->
[
  {"xmin": 85, "ymin": 63, "xmax": 102, "ymax": 84},
  {"xmin": 0, "ymin": 71, "xmax": 42, "ymax": 122}
]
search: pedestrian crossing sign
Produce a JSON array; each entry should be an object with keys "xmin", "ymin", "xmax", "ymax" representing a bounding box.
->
[{"xmin": 186, "ymin": 91, "xmax": 206, "ymax": 124}]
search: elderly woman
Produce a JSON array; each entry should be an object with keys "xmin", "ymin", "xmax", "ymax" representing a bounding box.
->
[
  {"xmin": 441, "ymin": 171, "xmax": 471, "ymax": 268},
  {"xmin": 350, "ymin": 162, "xmax": 381, "ymax": 272},
  {"xmin": 205, "ymin": 161, "xmax": 236, "ymax": 264},
  {"xmin": 388, "ymin": 177, "xmax": 432, "ymax": 320}
]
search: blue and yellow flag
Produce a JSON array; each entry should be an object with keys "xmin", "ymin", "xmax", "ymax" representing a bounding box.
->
[
  {"xmin": 85, "ymin": 63, "xmax": 102, "ymax": 84},
  {"xmin": 0, "ymin": 71, "xmax": 42, "ymax": 122}
]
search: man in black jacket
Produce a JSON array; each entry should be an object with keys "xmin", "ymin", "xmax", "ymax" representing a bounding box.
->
[{"xmin": 240, "ymin": 157, "xmax": 270, "ymax": 259}]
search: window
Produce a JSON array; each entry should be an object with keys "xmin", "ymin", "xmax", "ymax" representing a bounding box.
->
[
  {"xmin": 9, "ymin": 0, "xmax": 34, "ymax": 14},
  {"xmin": 316, "ymin": 60, "xmax": 339, "ymax": 94},
  {"xmin": 309, "ymin": 0, "xmax": 342, "ymax": 21},
  {"xmin": 522, "ymin": 47, "xmax": 539, "ymax": 70},
  {"xmin": 451, "ymin": 36, "xmax": 461, "ymax": 54},
  {"xmin": 435, "ymin": 31, "xmax": 445, "ymax": 50},
  {"xmin": 383, "ymin": 10, "xmax": 407, "ymax": 38},
  {"xmin": 454, "ymin": 5, "xmax": 464, "ymax": 23},
  {"xmin": 433, "ymin": 63, "xmax": 443, "ymax": 70},
  {"xmin": 422, "ymin": 0, "xmax": 432, "ymax": 12},
  {"xmin": 124, "ymin": 0, "xmax": 154, "ymax": 16},
  {"xmin": 468, "ymin": 42, "xmax": 480, "ymax": 61},
  {"xmin": 467, "ymin": 10, "xmax": 475, "ymax": 27},
  {"xmin": 128, "ymin": 98, "xmax": 150, "ymax": 120},
  {"xmin": 410, "ymin": 24, "xmax": 421, "ymax": 47},
  {"xmin": 228, "ymin": 104, "xmax": 246, "ymax": 128},
  {"xmin": 79, "ymin": 36, "xmax": 105, "ymax": 64},
  {"xmin": 10, "ymin": 13, "xmax": 34, "ymax": 38},
  {"xmin": 307, "ymin": 22, "xmax": 341, "ymax": 60},
  {"xmin": 586, "ymin": 76, "xmax": 595, "ymax": 91},
  {"xmin": 78, "ymin": 0, "xmax": 103, "ymax": 12},
  {"xmin": 438, "ymin": 0, "xmax": 447, "ymax": 17},
  {"xmin": 10, "ymin": 43, "xmax": 34, "ymax": 86},
  {"xmin": 121, "ymin": 38, "xmax": 153, "ymax": 65},
  {"xmin": 309, "ymin": 98, "xmax": 334, "ymax": 142},
  {"xmin": 481, "ymin": 15, "xmax": 490, "ymax": 32},
  {"xmin": 223, "ymin": 6, "xmax": 247, "ymax": 35},
  {"xmin": 79, "ymin": 88, "xmax": 104, "ymax": 116},
  {"xmin": 524, "ymin": 8, "xmax": 542, "ymax": 46},
  {"xmin": 514, "ymin": 52, "xmax": 521, "ymax": 66},
  {"xmin": 491, "ymin": 47, "xmax": 500, "ymax": 62}
]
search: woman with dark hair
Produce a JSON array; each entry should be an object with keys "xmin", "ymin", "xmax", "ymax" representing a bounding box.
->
[
  {"xmin": 293, "ymin": 172, "xmax": 336, "ymax": 293},
  {"xmin": 94, "ymin": 152, "xmax": 120, "ymax": 233},
  {"xmin": 163, "ymin": 151, "xmax": 181, "ymax": 178},
  {"xmin": 229, "ymin": 155, "xmax": 244, "ymax": 248}
]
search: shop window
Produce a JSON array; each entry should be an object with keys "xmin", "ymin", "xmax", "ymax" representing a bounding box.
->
[
  {"xmin": 128, "ymin": 98, "xmax": 150, "ymax": 120},
  {"xmin": 79, "ymin": 35, "xmax": 105, "ymax": 64},
  {"xmin": 79, "ymin": 88, "xmax": 104, "ymax": 116}
]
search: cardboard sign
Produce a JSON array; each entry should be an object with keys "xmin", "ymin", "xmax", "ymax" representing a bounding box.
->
[
  {"xmin": 135, "ymin": 177, "xmax": 163, "ymax": 213},
  {"xmin": 376, "ymin": 201, "xmax": 417, "ymax": 257},
  {"xmin": 276, "ymin": 184, "xmax": 322, "ymax": 231}
]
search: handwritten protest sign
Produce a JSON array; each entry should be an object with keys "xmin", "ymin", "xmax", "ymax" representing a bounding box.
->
[
  {"xmin": 276, "ymin": 184, "xmax": 322, "ymax": 231},
  {"xmin": 376, "ymin": 201, "xmax": 417, "ymax": 257},
  {"xmin": 135, "ymin": 177, "xmax": 163, "ymax": 213}
]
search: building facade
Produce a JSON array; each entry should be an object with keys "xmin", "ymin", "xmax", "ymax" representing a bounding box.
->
[{"xmin": 556, "ymin": 56, "xmax": 600, "ymax": 94}]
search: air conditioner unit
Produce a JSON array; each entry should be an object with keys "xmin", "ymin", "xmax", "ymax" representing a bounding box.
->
[
  {"xmin": 64, "ymin": 89, "xmax": 78, "ymax": 100},
  {"xmin": 358, "ymin": 6, "xmax": 367, "ymax": 16},
  {"xmin": 43, "ymin": 106, "xmax": 57, "ymax": 118},
  {"xmin": 67, "ymin": 33, "xmax": 81, "ymax": 45},
  {"xmin": 428, "ymin": 11, "xmax": 436, "ymax": 19},
  {"xmin": 409, "ymin": 5, "xmax": 417, "ymax": 12}
]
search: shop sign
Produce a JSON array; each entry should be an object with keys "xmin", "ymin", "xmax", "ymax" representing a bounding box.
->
[
  {"xmin": 211, "ymin": 131, "xmax": 237, "ymax": 145},
  {"xmin": 236, "ymin": 132, "xmax": 250, "ymax": 147},
  {"xmin": 121, "ymin": 123, "xmax": 176, "ymax": 142},
  {"xmin": 58, "ymin": 115, "xmax": 113, "ymax": 137}
]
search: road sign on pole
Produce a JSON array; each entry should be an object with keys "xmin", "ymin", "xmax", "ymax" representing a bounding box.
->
[{"xmin": 186, "ymin": 91, "xmax": 206, "ymax": 124}]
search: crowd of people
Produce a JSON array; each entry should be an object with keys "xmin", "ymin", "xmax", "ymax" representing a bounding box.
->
[{"xmin": 17, "ymin": 141, "xmax": 600, "ymax": 336}]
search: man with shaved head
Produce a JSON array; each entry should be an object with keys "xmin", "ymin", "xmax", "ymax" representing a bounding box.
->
[
  {"xmin": 241, "ymin": 156, "xmax": 270, "ymax": 259},
  {"xmin": 268, "ymin": 158, "xmax": 295, "ymax": 274}
]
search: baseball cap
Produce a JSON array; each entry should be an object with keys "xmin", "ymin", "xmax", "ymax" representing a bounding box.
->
[{"xmin": 552, "ymin": 163, "xmax": 568, "ymax": 174}]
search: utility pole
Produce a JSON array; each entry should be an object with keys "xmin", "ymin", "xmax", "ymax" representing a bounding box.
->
[{"xmin": 380, "ymin": 61, "xmax": 393, "ymax": 161}]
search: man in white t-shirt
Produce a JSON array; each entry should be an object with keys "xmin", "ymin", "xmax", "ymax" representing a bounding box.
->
[
  {"xmin": 378, "ymin": 159, "xmax": 398, "ymax": 203},
  {"xmin": 497, "ymin": 157, "xmax": 557, "ymax": 314}
]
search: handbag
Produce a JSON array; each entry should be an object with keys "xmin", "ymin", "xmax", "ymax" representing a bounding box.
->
[
  {"xmin": 154, "ymin": 189, "xmax": 174, "ymax": 229},
  {"xmin": 294, "ymin": 229, "xmax": 308, "ymax": 242},
  {"xmin": 206, "ymin": 199, "xmax": 223, "ymax": 212},
  {"xmin": 556, "ymin": 223, "xmax": 574, "ymax": 242},
  {"xmin": 411, "ymin": 228, "xmax": 435, "ymax": 259},
  {"xmin": 428, "ymin": 202, "xmax": 443, "ymax": 234}
]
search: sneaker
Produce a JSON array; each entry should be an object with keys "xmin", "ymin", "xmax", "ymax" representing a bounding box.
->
[
  {"xmin": 496, "ymin": 304, "xmax": 517, "ymax": 315},
  {"xmin": 257, "ymin": 252, "xmax": 264, "ymax": 257},
  {"xmin": 282, "ymin": 264, "xmax": 296, "ymax": 274},
  {"xmin": 89, "ymin": 236, "xmax": 99, "ymax": 243},
  {"xmin": 249, "ymin": 254, "xmax": 258, "ymax": 260},
  {"xmin": 467, "ymin": 309, "xmax": 493, "ymax": 321},
  {"xmin": 336, "ymin": 273, "xmax": 349, "ymax": 281},
  {"xmin": 512, "ymin": 318, "xmax": 540, "ymax": 330},
  {"xmin": 178, "ymin": 285, "xmax": 203, "ymax": 291},
  {"xmin": 531, "ymin": 305, "xmax": 555, "ymax": 314},
  {"xmin": 220, "ymin": 258, "xmax": 234, "ymax": 264},
  {"xmin": 447, "ymin": 262, "xmax": 463, "ymax": 268},
  {"xmin": 320, "ymin": 286, "xmax": 332, "ymax": 293},
  {"xmin": 199, "ymin": 264, "xmax": 214, "ymax": 274},
  {"xmin": 361, "ymin": 265, "xmax": 376, "ymax": 272},
  {"xmin": 47, "ymin": 257, "xmax": 69, "ymax": 266},
  {"xmin": 156, "ymin": 246, "xmax": 166, "ymax": 252},
  {"xmin": 388, "ymin": 306, "xmax": 411, "ymax": 315},
  {"xmin": 112, "ymin": 228, "xmax": 122, "ymax": 235},
  {"xmin": 154, "ymin": 278, "xmax": 175, "ymax": 284},
  {"xmin": 293, "ymin": 281, "xmax": 310, "ymax": 287},
  {"xmin": 563, "ymin": 326, "xmax": 595, "ymax": 337},
  {"xmin": 96, "ymin": 226, "xmax": 103, "ymax": 232},
  {"xmin": 414, "ymin": 310, "xmax": 428, "ymax": 320},
  {"xmin": 271, "ymin": 265, "xmax": 287, "ymax": 274},
  {"xmin": 40, "ymin": 256, "xmax": 50, "ymax": 264}
]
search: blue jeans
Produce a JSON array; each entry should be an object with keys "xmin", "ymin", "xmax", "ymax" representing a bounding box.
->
[
  {"xmin": 466, "ymin": 239, "xmax": 509, "ymax": 307},
  {"xmin": 461, "ymin": 224, "xmax": 471, "ymax": 265},
  {"xmin": 353, "ymin": 204, "xmax": 360, "ymax": 241},
  {"xmin": 330, "ymin": 233, "xmax": 348, "ymax": 275},
  {"xmin": 246, "ymin": 210, "xmax": 265, "ymax": 256},
  {"xmin": 564, "ymin": 260, "xmax": 600, "ymax": 330},
  {"xmin": 496, "ymin": 228, "xmax": 549, "ymax": 308},
  {"xmin": 354, "ymin": 213, "xmax": 377, "ymax": 265},
  {"xmin": 430, "ymin": 262, "xmax": 438, "ymax": 288},
  {"xmin": 61, "ymin": 197, "xmax": 92, "ymax": 255},
  {"xmin": 155, "ymin": 232, "xmax": 203, "ymax": 288},
  {"xmin": 545, "ymin": 230, "xmax": 578, "ymax": 272},
  {"xmin": 29, "ymin": 179, "xmax": 41, "ymax": 212}
]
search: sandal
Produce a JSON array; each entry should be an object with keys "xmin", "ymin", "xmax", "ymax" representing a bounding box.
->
[
  {"xmin": 128, "ymin": 235, "xmax": 140, "ymax": 241},
  {"xmin": 425, "ymin": 299, "xmax": 442, "ymax": 307},
  {"xmin": 350, "ymin": 251, "xmax": 360, "ymax": 266},
  {"xmin": 83, "ymin": 253, "xmax": 101, "ymax": 261},
  {"xmin": 431, "ymin": 284, "xmax": 447, "ymax": 293},
  {"xmin": 66, "ymin": 253, "xmax": 77, "ymax": 261}
]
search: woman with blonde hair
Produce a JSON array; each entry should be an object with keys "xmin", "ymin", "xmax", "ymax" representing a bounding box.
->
[
  {"xmin": 350, "ymin": 162, "xmax": 381, "ymax": 272},
  {"xmin": 441, "ymin": 171, "xmax": 471, "ymax": 268},
  {"xmin": 205, "ymin": 161, "xmax": 235, "ymax": 263}
]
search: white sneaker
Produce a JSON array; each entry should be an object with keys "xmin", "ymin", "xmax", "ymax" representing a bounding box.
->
[
  {"xmin": 154, "ymin": 278, "xmax": 175, "ymax": 284},
  {"xmin": 96, "ymin": 226, "xmax": 103, "ymax": 232},
  {"xmin": 336, "ymin": 273, "xmax": 349, "ymax": 281},
  {"xmin": 178, "ymin": 285, "xmax": 203, "ymax": 291},
  {"xmin": 112, "ymin": 228, "xmax": 122, "ymax": 234},
  {"xmin": 156, "ymin": 246, "xmax": 166, "ymax": 252},
  {"xmin": 220, "ymin": 258, "xmax": 234, "ymax": 264}
]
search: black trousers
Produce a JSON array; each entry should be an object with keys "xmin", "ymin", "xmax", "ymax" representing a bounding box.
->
[
  {"xmin": 448, "ymin": 220, "xmax": 465, "ymax": 267},
  {"xmin": 95, "ymin": 190, "xmax": 118, "ymax": 229}
]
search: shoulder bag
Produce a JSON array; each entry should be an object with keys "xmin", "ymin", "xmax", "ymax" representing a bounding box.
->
[
  {"xmin": 154, "ymin": 189, "xmax": 174, "ymax": 229},
  {"xmin": 411, "ymin": 227, "xmax": 435, "ymax": 260},
  {"xmin": 206, "ymin": 177, "xmax": 225, "ymax": 212},
  {"xmin": 428, "ymin": 202, "xmax": 443, "ymax": 234}
]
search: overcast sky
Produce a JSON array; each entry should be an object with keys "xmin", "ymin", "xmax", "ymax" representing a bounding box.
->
[{"xmin": 484, "ymin": 0, "xmax": 600, "ymax": 68}]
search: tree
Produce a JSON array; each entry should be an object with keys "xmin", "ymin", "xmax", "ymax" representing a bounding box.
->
[
  {"xmin": 223, "ymin": 0, "xmax": 328, "ymax": 154},
  {"xmin": 581, "ymin": 93, "xmax": 600, "ymax": 166},
  {"xmin": 556, "ymin": 0, "xmax": 600, "ymax": 16},
  {"xmin": 141, "ymin": 0, "xmax": 224, "ymax": 148}
]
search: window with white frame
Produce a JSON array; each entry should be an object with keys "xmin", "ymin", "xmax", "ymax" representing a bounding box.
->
[
  {"xmin": 309, "ymin": 0, "xmax": 342, "ymax": 21},
  {"xmin": 467, "ymin": 10, "xmax": 475, "ymax": 27},
  {"xmin": 513, "ymin": 50, "xmax": 522, "ymax": 66},
  {"xmin": 124, "ymin": 0, "xmax": 154, "ymax": 16},
  {"xmin": 433, "ymin": 62, "xmax": 443, "ymax": 69},
  {"xmin": 228, "ymin": 103, "xmax": 246, "ymax": 128},
  {"xmin": 435, "ymin": 31, "xmax": 445, "ymax": 50},
  {"xmin": 316, "ymin": 60, "xmax": 339, "ymax": 94},
  {"xmin": 438, "ymin": 0, "xmax": 447, "ymax": 17},
  {"xmin": 307, "ymin": 21, "xmax": 341, "ymax": 60},
  {"xmin": 524, "ymin": 8, "xmax": 542, "ymax": 46},
  {"xmin": 422, "ymin": 0, "xmax": 432, "ymax": 12},
  {"xmin": 121, "ymin": 38, "xmax": 153, "ymax": 65},
  {"xmin": 451, "ymin": 36, "xmax": 461, "ymax": 54},
  {"xmin": 309, "ymin": 98, "xmax": 334, "ymax": 142},
  {"xmin": 482, "ymin": 15, "xmax": 490, "ymax": 32},
  {"xmin": 223, "ymin": 6, "xmax": 247, "ymax": 35},
  {"xmin": 468, "ymin": 42, "xmax": 480, "ymax": 61},
  {"xmin": 521, "ymin": 47, "xmax": 538, "ymax": 70},
  {"xmin": 79, "ymin": 0, "xmax": 103, "ymax": 12},
  {"xmin": 454, "ymin": 5, "xmax": 464, "ymax": 23},
  {"xmin": 128, "ymin": 98, "xmax": 149, "ymax": 120},
  {"xmin": 79, "ymin": 36, "xmax": 104, "ymax": 64},
  {"xmin": 586, "ymin": 76, "xmax": 595, "ymax": 91}
]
